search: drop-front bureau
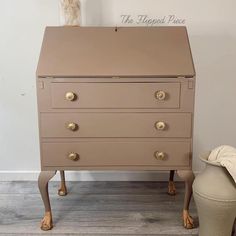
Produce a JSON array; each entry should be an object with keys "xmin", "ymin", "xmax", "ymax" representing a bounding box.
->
[{"xmin": 36, "ymin": 26, "xmax": 195, "ymax": 231}]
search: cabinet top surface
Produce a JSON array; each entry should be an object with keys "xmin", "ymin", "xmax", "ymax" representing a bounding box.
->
[{"xmin": 36, "ymin": 26, "xmax": 195, "ymax": 78}]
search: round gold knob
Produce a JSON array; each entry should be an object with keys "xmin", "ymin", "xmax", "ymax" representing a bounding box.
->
[
  {"xmin": 67, "ymin": 122, "xmax": 78, "ymax": 131},
  {"xmin": 155, "ymin": 121, "xmax": 166, "ymax": 130},
  {"xmin": 68, "ymin": 152, "xmax": 79, "ymax": 161},
  {"xmin": 65, "ymin": 92, "xmax": 77, "ymax": 101},
  {"xmin": 155, "ymin": 90, "xmax": 166, "ymax": 100},
  {"xmin": 154, "ymin": 151, "xmax": 166, "ymax": 160}
]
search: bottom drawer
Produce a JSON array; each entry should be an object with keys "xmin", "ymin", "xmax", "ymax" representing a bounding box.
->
[{"xmin": 41, "ymin": 141, "xmax": 191, "ymax": 168}]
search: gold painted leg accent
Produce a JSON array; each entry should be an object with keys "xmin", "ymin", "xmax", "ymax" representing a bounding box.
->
[
  {"xmin": 40, "ymin": 211, "xmax": 53, "ymax": 231},
  {"xmin": 58, "ymin": 170, "xmax": 67, "ymax": 196},
  {"xmin": 177, "ymin": 170, "xmax": 195, "ymax": 229},
  {"xmin": 182, "ymin": 209, "xmax": 194, "ymax": 229},
  {"xmin": 168, "ymin": 170, "xmax": 176, "ymax": 195},
  {"xmin": 38, "ymin": 170, "xmax": 57, "ymax": 231},
  {"xmin": 168, "ymin": 181, "xmax": 176, "ymax": 196}
]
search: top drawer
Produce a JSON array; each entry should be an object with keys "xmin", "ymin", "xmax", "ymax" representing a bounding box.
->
[{"xmin": 51, "ymin": 82, "xmax": 180, "ymax": 109}]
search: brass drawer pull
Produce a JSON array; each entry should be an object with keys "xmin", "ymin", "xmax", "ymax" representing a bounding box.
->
[
  {"xmin": 68, "ymin": 152, "xmax": 79, "ymax": 161},
  {"xmin": 154, "ymin": 151, "xmax": 166, "ymax": 160},
  {"xmin": 155, "ymin": 90, "xmax": 166, "ymax": 100},
  {"xmin": 65, "ymin": 92, "xmax": 77, "ymax": 101},
  {"xmin": 155, "ymin": 121, "xmax": 166, "ymax": 130},
  {"xmin": 66, "ymin": 122, "xmax": 79, "ymax": 131}
]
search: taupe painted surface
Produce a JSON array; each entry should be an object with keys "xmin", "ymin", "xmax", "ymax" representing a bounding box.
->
[
  {"xmin": 36, "ymin": 26, "xmax": 195, "ymax": 172},
  {"xmin": 36, "ymin": 26, "xmax": 195, "ymax": 78},
  {"xmin": 36, "ymin": 27, "xmax": 196, "ymax": 228},
  {"xmin": 41, "ymin": 141, "xmax": 191, "ymax": 167},
  {"xmin": 0, "ymin": 181, "xmax": 198, "ymax": 235},
  {"xmin": 40, "ymin": 112, "xmax": 191, "ymax": 138},
  {"xmin": 51, "ymin": 82, "xmax": 181, "ymax": 109},
  {"xmin": 37, "ymin": 78, "xmax": 195, "ymax": 113}
]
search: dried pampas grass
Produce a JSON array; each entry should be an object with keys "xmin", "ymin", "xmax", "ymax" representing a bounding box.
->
[{"xmin": 60, "ymin": 0, "xmax": 81, "ymax": 26}]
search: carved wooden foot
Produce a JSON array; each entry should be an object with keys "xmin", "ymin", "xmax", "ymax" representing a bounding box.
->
[
  {"xmin": 168, "ymin": 170, "xmax": 176, "ymax": 195},
  {"xmin": 182, "ymin": 209, "xmax": 194, "ymax": 229},
  {"xmin": 58, "ymin": 170, "xmax": 67, "ymax": 196},
  {"xmin": 177, "ymin": 170, "xmax": 195, "ymax": 229},
  {"xmin": 168, "ymin": 181, "xmax": 176, "ymax": 195},
  {"xmin": 38, "ymin": 170, "xmax": 57, "ymax": 231},
  {"xmin": 41, "ymin": 211, "xmax": 53, "ymax": 231}
]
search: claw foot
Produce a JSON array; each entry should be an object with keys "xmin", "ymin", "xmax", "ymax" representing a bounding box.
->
[
  {"xmin": 58, "ymin": 183, "xmax": 67, "ymax": 196},
  {"xmin": 40, "ymin": 211, "xmax": 53, "ymax": 231},
  {"xmin": 168, "ymin": 181, "xmax": 176, "ymax": 196},
  {"xmin": 182, "ymin": 209, "xmax": 194, "ymax": 229}
]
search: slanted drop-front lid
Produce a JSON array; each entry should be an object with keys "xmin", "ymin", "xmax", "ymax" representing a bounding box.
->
[{"xmin": 36, "ymin": 26, "xmax": 195, "ymax": 78}]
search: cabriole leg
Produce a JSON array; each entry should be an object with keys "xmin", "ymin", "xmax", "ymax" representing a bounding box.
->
[
  {"xmin": 177, "ymin": 170, "xmax": 195, "ymax": 229},
  {"xmin": 168, "ymin": 170, "xmax": 176, "ymax": 195},
  {"xmin": 58, "ymin": 170, "xmax": 67, "ymax": 196},
  {"xmin": 38, "ymin": 170, "xmax": 57, "ymax": 231}
]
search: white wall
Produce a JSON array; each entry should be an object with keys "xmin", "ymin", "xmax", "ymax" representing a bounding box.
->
[{"xmin": 0, "ymin": 0, "xmax": 236, "ymax": 180}]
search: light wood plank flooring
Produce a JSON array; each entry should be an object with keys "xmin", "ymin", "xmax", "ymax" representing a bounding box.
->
[{"xmin": 0, "ymin": 181, "xmax": 198, "ymax": 235}]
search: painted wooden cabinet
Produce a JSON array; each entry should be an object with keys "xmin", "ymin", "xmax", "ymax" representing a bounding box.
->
[{"xmin": 36, "ymin": 26, "xmax": 195, "ymax": 231}]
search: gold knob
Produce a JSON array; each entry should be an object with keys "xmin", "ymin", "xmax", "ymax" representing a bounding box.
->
[
  {"xmin": 155, "ymin": 90, "xmax": 166, "ymax": 100},
  {"xmin": 65, "ymin": 92, "xmax": 77, "ymax": 101},
  {"xmin": 154, "ymin": 151, "xmax": 166, "ymax": 160},
  {"xmin": 155, "ymin": 121, "xmax": 166, "ymax": 130},
  {"xmin": 68, "ymin": 152, "xmax": 79, "ymax": 161},
  {"xmin": 67, "ymin": 122, "xmax": 78, "ymax": 131}
]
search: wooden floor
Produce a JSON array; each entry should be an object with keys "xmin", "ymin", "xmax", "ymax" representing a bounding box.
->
[{"xmin": 0, "ymin": 181, "xmax": 198, "ymax": 235}]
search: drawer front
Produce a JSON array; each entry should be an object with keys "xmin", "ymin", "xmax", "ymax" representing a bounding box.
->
[
  {"xmin": 42, "ymin": 141, "xmax": 191, "ymax": 167},
  {"xmin": 40, "ymin": 113, "xmax": 191, "ymax": 138},
  {"xmin": 51, "ymin": 82, "xmax": 180, "ymax": 109}
]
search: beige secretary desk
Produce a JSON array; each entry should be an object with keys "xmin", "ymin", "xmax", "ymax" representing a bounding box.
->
[{"xmin": 36, "ymin": 26, "xmax": 195, "ymax": 231}]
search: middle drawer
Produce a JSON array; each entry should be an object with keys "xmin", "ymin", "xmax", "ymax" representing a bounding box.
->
[{"xmin": 40, "ymin": 113, "xmax": 191, "ymax": 138}]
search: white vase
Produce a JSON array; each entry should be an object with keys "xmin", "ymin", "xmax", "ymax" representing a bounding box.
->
[{"xmin": 193, "ymin": 152, "xmax": 236, "ymax": 236}]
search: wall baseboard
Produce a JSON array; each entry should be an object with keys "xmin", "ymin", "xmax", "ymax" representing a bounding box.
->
[{"xmin": 0, "ymin": 171, "xmax": 199, "ymax": 181}]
